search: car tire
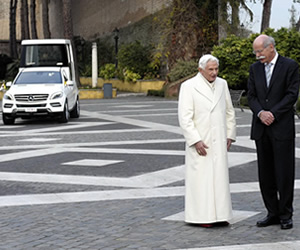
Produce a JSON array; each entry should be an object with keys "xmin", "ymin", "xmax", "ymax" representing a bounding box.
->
[
  {"xmin": 59, "ymin": 101, "xmax": 70, "ymax": 123},
  {"xmin": 70, "ymin": 97, "xmax": 80, "ymax": 118},
  {"xmin": 2, "ymin": 113, "xmax": 15, "ymax": 125}
]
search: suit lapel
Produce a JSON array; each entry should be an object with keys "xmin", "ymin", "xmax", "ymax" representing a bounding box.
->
[
  {"xmin": 268, "ymin": 55, "xmax": 283, "ymax": 90},
  {"xmin": 211, "ymin": 79, "xmax": 223, "ymax": 111},
  {"xmin": 193, "ymin": 73, "xmax": 214, "ymax": 102},
  {"xmin": 256, "ymin": 63, "xmax": 268, "ymax": 93},
  {"xmin": 192, "ymin": 73, "xmax": 224, "ymax": 112}
]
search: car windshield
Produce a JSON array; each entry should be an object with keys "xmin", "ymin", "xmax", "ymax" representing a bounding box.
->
[
  {"xmin": 15, "ymin": 71, "xmax": 62, "ymax": 84},
  {"xmin": 20, "ymin": 44, "xmax": 69, "ymax": 67}
]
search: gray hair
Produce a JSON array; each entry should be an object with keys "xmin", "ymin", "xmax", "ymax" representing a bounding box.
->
[
  {"xmin": 198, "ymin": 54, "xmax": 219, "ymax": 69},
  {"xmin": 263, "ymin": 36, "xmax": 276, "ymax": 48}
]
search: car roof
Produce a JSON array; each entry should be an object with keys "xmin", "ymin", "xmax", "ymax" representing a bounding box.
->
[
  {"xmin": 20, "ymin": 67, "xmax": 62, "ymax": 73},
  {"xmin": 21, "ymin": 39, "xmax": 71, "ymax": 45}
]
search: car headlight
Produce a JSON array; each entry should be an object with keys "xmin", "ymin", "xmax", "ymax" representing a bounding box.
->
[
  {"xmin": 51, "ymin": 91, "xmax": 63, "ymax": 100},
  {"xmin": 3, "ymin": 93, "xmax": 13, "ymax": 100}
]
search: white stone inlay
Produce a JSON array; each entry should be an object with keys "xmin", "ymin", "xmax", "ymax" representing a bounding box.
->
[
  {"xmin": 177, "ymin": 241, "xmax": 300, "ymax": 250},
  {"xmin": 0, "ymin": 181, "xmax": 298, "ymax": 208},
  {"xmin": 63, "ymin": 159, "xmax": 124, "ymax": 167},
  {"xmin": 162, "ymin": 210, "xmax": 260, "ymax": 224},
  {"xmin": 19, "ymin": 138, "xmax": 61, "ymax": 142},
  {"xmin": 112, "ymin": 105, "xmax": 153, "ymax": 108}
]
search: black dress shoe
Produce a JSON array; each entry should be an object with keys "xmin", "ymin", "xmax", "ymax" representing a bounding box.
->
[
  {"xmin": 256, "ymin": 216, "xmax": 280, "ymax": 227},
  {"xmin": 214, "ymin": 221, "xmax": 230, "ymax": 227},
  {"xmin": 280, "ymin": 219, "xmax": 293, "ymax": 230}
]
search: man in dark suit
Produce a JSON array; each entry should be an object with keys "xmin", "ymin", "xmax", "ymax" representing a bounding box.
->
[{"xmin": 248, "ymin": 34, "xmax": 299, "ymax": 230}]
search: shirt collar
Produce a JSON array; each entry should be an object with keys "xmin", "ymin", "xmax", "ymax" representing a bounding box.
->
[
  {"xmin": 199, "ymin": 72, "xmax": 216, "ymax": 85},
  {"xmin": 265, "ymin": 52, "xmax": 278, "ymax": 66},
  {"xmin": 199, "ymin": 73, "xmax": 215, "ymax": 92}
]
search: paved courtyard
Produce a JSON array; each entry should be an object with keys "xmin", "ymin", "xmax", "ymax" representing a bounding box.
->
[{"xmin": 0, "ymin": 95, "xmax": 299, "ymax": 249}]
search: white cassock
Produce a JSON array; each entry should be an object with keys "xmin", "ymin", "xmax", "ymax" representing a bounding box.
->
[{"xmin": 178, "ymin": 72, "xmax": 236, "ymax": 223}]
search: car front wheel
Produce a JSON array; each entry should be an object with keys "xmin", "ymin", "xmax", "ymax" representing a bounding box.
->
[
  {"xmin": 59, "ymin": 101, "xmax": 70, "ymax": 123},
  {"xmin": 2, "ymin": 113, "xmax": 15, "ymax": 125},
  {"xmin": 70, "ymin": 98, "xmax": 80, "ymax": 118}
]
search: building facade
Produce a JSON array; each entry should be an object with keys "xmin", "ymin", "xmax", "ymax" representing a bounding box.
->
[{"xmin": 0, "ymin": 0, "xmax": 170, "ymax": 55}]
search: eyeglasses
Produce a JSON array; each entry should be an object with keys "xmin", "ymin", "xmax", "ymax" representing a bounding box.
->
[{"xmin": 253, "ymin": 45, "xmax": 270, "ymax": 55}]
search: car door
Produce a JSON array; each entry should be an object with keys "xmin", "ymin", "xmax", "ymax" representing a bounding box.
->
[{"xmin": 62, "ymin": 71, "xmax": 73, "ymax": 110}]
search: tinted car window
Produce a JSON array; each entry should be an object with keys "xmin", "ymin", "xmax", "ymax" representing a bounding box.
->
[{"xmin": 20, "ymin": 45, "xmax": 69, "ymax": 67}]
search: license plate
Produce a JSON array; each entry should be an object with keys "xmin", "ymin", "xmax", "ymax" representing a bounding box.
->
[{"xmin": 25, "ymin": 108, "xmax": 37, "ymax": 112}]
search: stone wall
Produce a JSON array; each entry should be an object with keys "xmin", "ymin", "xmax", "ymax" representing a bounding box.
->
[
  {"xmin": 71, "ymin": 0, "xmax": 170, "ymax": 40},
  {"xmin": 0, "ymin": 0, "xmax": 170, "ymax": 55}
]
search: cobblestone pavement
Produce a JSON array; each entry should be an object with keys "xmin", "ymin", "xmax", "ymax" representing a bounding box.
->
[{"xmin": 0, "ymin": 96, "xmax": 300, "ymax": 250}]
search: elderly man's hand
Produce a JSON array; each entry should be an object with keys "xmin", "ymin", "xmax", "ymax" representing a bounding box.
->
[
  {"xmin": 194, "ymin": 141, "xmax": 209, "ymax": 156},
  {"xmin": 227, "ymin": 139, "xmax": 233, "ymax": 151},
  {"xmin": 259, "ymin": 111, "xmax": 274, "ymax": 126}
]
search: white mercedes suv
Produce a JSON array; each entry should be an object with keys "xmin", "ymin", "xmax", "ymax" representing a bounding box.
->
[{"xmin": 2, "ymin": 67, "xmax": 80, "ymax": 125}]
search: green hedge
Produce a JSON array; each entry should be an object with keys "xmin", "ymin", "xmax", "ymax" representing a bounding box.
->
[
  {"xmin": 167, "ymin": 59, "xmax": 198, "ymax": 82},
  {"xmin": 213, "ymin": 28, "xmax": 300, "ymax": 89},
  {"xmin": 212, "ymin": 34, "xmax": 255, "ymax": 89}
]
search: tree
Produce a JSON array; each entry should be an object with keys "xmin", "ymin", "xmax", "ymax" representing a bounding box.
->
[
  {"xmin": 30, "ymin": 0, "xmax": 38, "ymax": 39},
  {"xmin": 156, "ymin": 0, "xmax": 253, "ymax": 69},
  {"xmin": 42, "ymin": 0, "xmax": 50, "ymax": 38},
  {"xmin": 289, "ymin": 5, "xmax": 297, "ymax": 29},
  {"xmin": 155, "ymin": 0, "xmax": 219, "ymax": 68},
  {"xmin": 20, "ymin": 0, "xmax": 30, "ymax": 40},
  {"xmin": 212, "ymin": 28, "xmax": 300, "ymax": 89},
  {"xmin": 260, "ymin": 0, "xmax": 273, "ymax": 32},
  {"xmin": 9, "ymin": 0, "xmax": 18, "ymax": 59},
  {"xmin": 62, "ymin": 0, "xmax": 81, "ymax": 85},
  {"xmin": 219, "ymin": 0, "xmax": 253, "ymax": 37},
  {"xmin": 62, "ymin": 0, "xmax": 73, "ymax": 39}
]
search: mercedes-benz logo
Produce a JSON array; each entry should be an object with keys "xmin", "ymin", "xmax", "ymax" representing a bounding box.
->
[{"xmin": 28, "ymin": 95, "xmax": 34, "ymax": 102}]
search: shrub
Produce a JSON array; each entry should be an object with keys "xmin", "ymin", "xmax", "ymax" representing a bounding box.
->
[
  {"xmin": 123, "ymin": 69, "xmax": 141, "ymax": 83},
  {"xmin": 147, "ymin": 89, "xmax": 165, "ymax": 97},
  {"xmin": 79, "ymin": 64, "xmax": 92, "ymax": 77},
  {"xmin": 118, "ymin": 41, "xmax": 159, "ymax": 79},
  {"xmin": 99, "ymin": 63, "xmax": 116, "ymax": 79},
  {"xmin": 74, "ymin": 36, "xmax": 114, "ymax": 77},
  {"xmin": 167, "ymin": 59, "xmax": 198, "ymax": 82},
  {"xmin": 212, "ymin": 34, "xmax": 255, "ymax": 89},
  {"xmin": 5, "ymin": 59, "xmax": 19, "ymax": 81},
  {"xmin": 212, "ymin": 28, "xmax": 300, "ymax": 90},
  {"xmin": 263, "ymin": 28, "xmax": 300, "ymax": 63},
  {"xmin": 0, "ymin": 54, "xmax": 12, "ymax": 79}
]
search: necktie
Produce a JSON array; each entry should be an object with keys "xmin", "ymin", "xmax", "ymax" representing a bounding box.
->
[{"xmin": 265, "ymin": 63, "xmax": 272, "ymax": 87}]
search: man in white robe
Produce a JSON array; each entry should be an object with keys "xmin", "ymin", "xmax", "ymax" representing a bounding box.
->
[{"xmin": 178, "ymin": 54, "xmax": 236, "ymax": 227}]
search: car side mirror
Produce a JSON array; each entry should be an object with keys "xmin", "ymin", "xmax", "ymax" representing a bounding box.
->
[
  {"xmin": 6, "ymin": 81, "xmax": 12, "ymax": 87},
  {"xmin": 66, "ymin": 80, "xmax": 74, "ymax": 86}
]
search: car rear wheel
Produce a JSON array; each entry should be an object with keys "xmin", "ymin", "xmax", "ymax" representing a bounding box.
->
[
  {"xmin": 70, "ymin": 98, "xmax": 80, "ymax": 118},
  {"xmin": 59, "ymin": 101, "xmax": 70, "ymax": 123},
  {"xmin": 2, "ymin": 113, "xmax": 15, "ymax": 125}
]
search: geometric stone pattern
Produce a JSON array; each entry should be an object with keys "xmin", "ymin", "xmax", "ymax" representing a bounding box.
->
[{"xmin": 0, "ymin": 96, "xmax": 300, "ymax": 249}]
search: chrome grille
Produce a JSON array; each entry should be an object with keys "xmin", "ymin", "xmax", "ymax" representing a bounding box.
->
[
  {"xmin": 14, "ymin": 94, "xmax": 49, "ymax": 102},
  {"xmin": 16, "ymin": 104, "xmax": 47, "ymax": 108}
]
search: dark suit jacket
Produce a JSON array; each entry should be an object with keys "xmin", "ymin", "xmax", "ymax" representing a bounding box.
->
[{"xmin": 247, "ymin": 55, "xmax": 300, "ymax": 140}]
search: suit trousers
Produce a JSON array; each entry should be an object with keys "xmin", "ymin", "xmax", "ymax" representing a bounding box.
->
[{"xmin": 255, "ymin": 127, "xmax": 295, "ymax": 220}]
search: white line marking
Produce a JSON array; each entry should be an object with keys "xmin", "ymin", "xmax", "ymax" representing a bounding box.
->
[
  {"xmin": 176, "ymin": 241, "xmax": 300, "ymax": 250},
  {"xmin": 0, "ymin": 152, "xmax": 257, "ymax": 188},
  {"xmin": 162, "ymin": 210, "xmax": 260, "ymax": 224},
  {"xmin": 0, "ymin": 138, "xmax": 186, "ymax": 151},
  {"xmin": 63, "ymin": 159, "xmax": 124, "ymax": 167},
  {"xmin": 0, "ymin": 128, "xmax": 156, "ymax": 137},
  {"xmin": 0, "ymin": 181, "xmax": 299, "ymax": 208},
  {"xmin": 112, "ymin": 105, "xmax": 153, "ymax": 108},
  {"xmin": 81, "ymin": 110, "xmax": 183, "ymax": 134},
  {"xmin": 0, "ymin": 148, "xmax": 64, "ymax": 163},
  {"xmin": 0, "ymin": 122, "xmax": 115, "ymax": 134},
  {"xmin": 19, "ymin": 138, "xmax": 61, "ymax": 142},
  {"xmin": 0, "ymin": 186, "xmax": 184, "ymax": 207}
]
